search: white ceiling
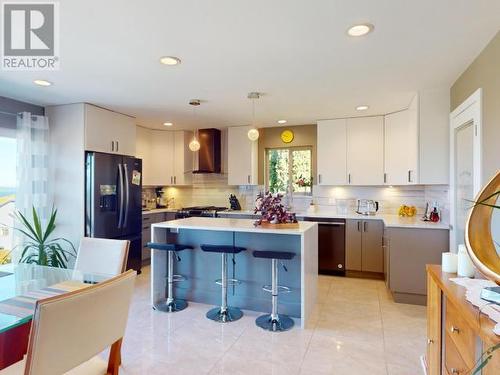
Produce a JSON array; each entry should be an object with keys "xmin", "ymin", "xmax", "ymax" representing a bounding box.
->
[{"xmin": 1, "ymin": 0, "xmax": 499, "ymax": 130}]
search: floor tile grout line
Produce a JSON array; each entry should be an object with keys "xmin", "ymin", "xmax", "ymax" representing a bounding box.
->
[{"xmin": 378, "ymin": 287, "xmax": 390, "ymax": 375}]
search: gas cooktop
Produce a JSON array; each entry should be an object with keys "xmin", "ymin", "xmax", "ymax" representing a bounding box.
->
[{"xmin": 176, "ymin": 206, "xmax": 228, "ymax": 218}]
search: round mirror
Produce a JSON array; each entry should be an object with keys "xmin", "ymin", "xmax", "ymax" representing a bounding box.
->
[{"xmin": 466, "ymin": 171, "xmax": 500, "ymax": 284}]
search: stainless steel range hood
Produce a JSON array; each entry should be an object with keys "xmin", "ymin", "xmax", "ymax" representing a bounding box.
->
[{"xmin": 192, "ymin": 128, "xmax": 221, "ymax": 173}]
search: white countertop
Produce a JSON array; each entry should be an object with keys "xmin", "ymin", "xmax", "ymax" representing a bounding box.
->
[
  {"xmin": 142, "ymin": 208, "xmax": 178, "ymax": 215},
  {"xmin": 152, "ymin": 217, "xmax": 317, "ymax": 235},
  {"xmin": 221, "ymin": 209, "xmax": 449, "ymax": 230}
]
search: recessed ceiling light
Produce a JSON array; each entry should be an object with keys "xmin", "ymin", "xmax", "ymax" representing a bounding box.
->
[
  {"xmin": 356, "ymin": 105, "xmax": 369, "ymax": 111},
  {"xmin": 277, "ymin": 120, "xmax": 287, "ymax": 124},
  {"xmin": 163, "ymin": 122, "xmax": 173, "ymax": 127},
  {"xmin": 347, "ymin": 24, "xmax": 374, "ymax": 37},
  {"xmin": 33, "ymin": 79, "xmax": 52, "ymax": 86},
  {"xmin": 159, "ymin": 56, "xmax": 181, "ymax": 66}
]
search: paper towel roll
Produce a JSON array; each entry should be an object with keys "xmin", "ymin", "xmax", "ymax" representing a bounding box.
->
[
  {"xmin": 442, "ymin": 252, "xmax": 458, "ymax": 273},
  {"xmin": 457, "ymin": 245, "xmax": 475, "ymax": 277}
]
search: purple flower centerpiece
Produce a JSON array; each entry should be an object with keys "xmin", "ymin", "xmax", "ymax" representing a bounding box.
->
[{"xmin": 253, "ymin": 191, "xmax": 298, "ymax": 227}]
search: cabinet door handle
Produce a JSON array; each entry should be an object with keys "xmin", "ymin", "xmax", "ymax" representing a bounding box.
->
[
  {"xmin": 363, "ymin": 221, "xmax": 367, "ymax": 232},
  {"xmin": 357, "ymin": 221, "xmax": 361, "ymax": 232},
  {"xmin": 111, "ymin": 141, "xmax": 115, "ymax": 152},
  {"xmin": 348, "ymin": 173, "xmax": 351, "ymax": 184},
  {"xmin": 174, "ymin": 176, "xmax": 176, "ymax": 184},
  {"xmin": 450, "ymin": 369, "xmax": 460, "ymax": 375},
  {"xmin": 384, "ymin": 173, "xmax": 387, "ymax": 184},
  {"xmin": 427, "ymin": 339, "xmax": 433, "ymax": 345},
  {"xmin": 170, "ymin": 176, "xmax": 173, "ymax": 184},
  {"xmin": 247, "ymin": 175, "xmax": 250, "ymax": 184},
  {"xmin": 408, "ymin": 170, "xmax": 411, "ymax": 183},
  {"xmin": 450, "ymin": 326, "xmax": 460, "ymax": 334},
  {"xmin": 116, "ymin": 141, "xmax": 119, "ymax": 152},
  {"xmin": 318, "ymin": 174, "xmax": 322, "ymax": 184}
]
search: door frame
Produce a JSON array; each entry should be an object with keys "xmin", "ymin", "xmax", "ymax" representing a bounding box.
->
[{"xmin": 449, "ymin": 88, "xmax": 482, "ymax": 251}]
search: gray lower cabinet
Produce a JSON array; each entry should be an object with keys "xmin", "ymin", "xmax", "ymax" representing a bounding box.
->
[
  {"xmin": 386, "ymin": 227, "xmax": 449, "ymax": 305},
  {"xmin": 346, "ymin": 219, "xmax": 384, "ymax": 273},
  {"xmin": 142, "ymin": 212, "xmax": 176, "ymax": 261}
]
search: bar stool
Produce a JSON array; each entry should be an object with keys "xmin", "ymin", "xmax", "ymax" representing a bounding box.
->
[
  {"xmin": 200, "ymin": 244, "xmax": 246, "ymax": 323},
  {"xmin": 147, "ymin": 242, "xmax": 193, "ymax": 312},
  {"xmin": 252, "ymin": 250, "xmax": 295, "ymax": 332}
]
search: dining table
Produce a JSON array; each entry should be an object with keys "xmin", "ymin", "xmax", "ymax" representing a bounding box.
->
[{"xmin": 0, "ymin": 263, "xmax": 112, "ymax": 370}]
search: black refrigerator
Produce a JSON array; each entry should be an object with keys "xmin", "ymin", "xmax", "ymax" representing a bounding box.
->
[{"xmin": 85, "ymin": 152, "xmax": 142, "ymax": 273}]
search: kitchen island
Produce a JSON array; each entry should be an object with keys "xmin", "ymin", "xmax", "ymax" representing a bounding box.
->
[{"xmin": 150, "ymin": 217, "xmax": 318, "ymax": 328}]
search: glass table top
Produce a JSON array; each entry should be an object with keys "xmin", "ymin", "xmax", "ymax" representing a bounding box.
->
[{"xmin": 0, "ymin": 263, "xmax": 112, "ymax": 333}]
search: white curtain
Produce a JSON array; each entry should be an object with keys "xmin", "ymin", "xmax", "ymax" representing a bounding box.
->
[{"xmin": 15, "ymin": 112, "xmax": 51, "ymax": 222}]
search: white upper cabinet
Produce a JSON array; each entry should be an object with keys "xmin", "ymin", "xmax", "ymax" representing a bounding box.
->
[
  {"xmin": 135, "ymin": 126, "xmax": 153, "ymax": 186},
  {"xmin": 172, "ymin": 131, "xmax": 193, "ymax": 185},
  {"xmin": 227, "ymin": 126, "xmax": 258, "ymax": 185},
  {"xmin": 317, "ymin": 119, "xmax": 347, "ymax": 185},
  {"xmin": 384, "ymin": 96, "xmax": 419, "ymax": 185},
  {"xmin": 149, "ymin": 130, "xmax": 174, "ymax": 186},
  {"xmin": 136, "ymin": 129, "xmax": 193, "ymax": 186},
  {"xmin": 84, "ymin": 104, "xmax": 136, "ymax": 156},
  {"xmin": 418, "ymin": 88, "xmax": 450, "ymax": 184},
  {"xmin": 347, "ymin": 116, "xmax": 384, "ymax": 185}
]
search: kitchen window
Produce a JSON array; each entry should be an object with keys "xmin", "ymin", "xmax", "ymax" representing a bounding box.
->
[{"xmin": 266, "ymin": 147, "xmax": 312, "ymax": 195}]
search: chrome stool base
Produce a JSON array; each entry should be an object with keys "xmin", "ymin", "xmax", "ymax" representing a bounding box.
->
[
  {"xmin": 256, "ymin": 314, "xmax": 294, "ymax": 332},
  {"xmin": 206, "ymin": 306, "xmax": 243, "ymax": 323},
  {"xmin": 153, "ymin": 299, "xmax": 188, "ymax": 313}
]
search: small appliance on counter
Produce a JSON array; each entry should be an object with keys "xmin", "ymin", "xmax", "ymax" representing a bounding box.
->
[
  {"xmin": 229, "ymin": 194, "xmax": 241, "ymax": 210},
  {"xmin": 356, "ymin": 199, "xmax": 379, "ymax": 215}
]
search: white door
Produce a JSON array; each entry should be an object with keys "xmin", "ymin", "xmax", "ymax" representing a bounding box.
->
[
  {"xmin": 317, "ymin": 119, "xmax": 347, "ymax": 185},
  {"xmin": 347, "ymin": 116, "xmax": 384, "ymax": 185},
  {"xmin": 450, "ymin": 89, "xmax": 482, "ymax": 251}
]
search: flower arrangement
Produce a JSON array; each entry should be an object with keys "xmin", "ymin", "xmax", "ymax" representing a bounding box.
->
[
  {"xmin": 295, "ymin": 175, "xmax": 312, "ymax": 188},
  {"xmin": 254, "ymin": 191, "xmax": 297, "ymax": 226}
]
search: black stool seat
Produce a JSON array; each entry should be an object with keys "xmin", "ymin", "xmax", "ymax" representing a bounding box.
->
[
  {"xmin": 147, "ymin": 242, "xmax": 193, "ymax": 252},
  {"xmin": 253, "ymin": 251, "xmax": 295, "ymax": 260},
  {"xmin": 201, "ymin": 245, "xmax": 246, "ymax": 254}
]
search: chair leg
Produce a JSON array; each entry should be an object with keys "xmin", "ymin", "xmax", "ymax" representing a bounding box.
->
[
  {"xmin": 107, "ymin": 338, "xmax": 122, "ymax": 375},
  {"xmin": 255, "ymin": 258, "xmax": 294, "ymax": 332},
  {"xmin": 206, "ymin": 252, "xmax": 243, "ymax": 323}
]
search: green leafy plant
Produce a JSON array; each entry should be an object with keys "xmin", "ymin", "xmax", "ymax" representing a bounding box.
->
[{"xmin": 14, "ymin": 206, "xmax": 76, "ymax": 268}]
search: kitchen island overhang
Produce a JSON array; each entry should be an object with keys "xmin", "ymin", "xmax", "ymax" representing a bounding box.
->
[{"xmin": 150, "ymin": 217, "xmax": 318, "ymax": 328}]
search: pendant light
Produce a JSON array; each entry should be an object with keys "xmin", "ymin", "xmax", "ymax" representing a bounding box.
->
[
  {"xmin": 189, "ymin": 99, "xmax": 201, "ymax": 152},
  {"xmin": 247, "ymin": 92, "xmax": 260, "ymax": 141}
]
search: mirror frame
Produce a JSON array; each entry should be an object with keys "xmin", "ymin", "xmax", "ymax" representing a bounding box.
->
[{"xmin": 465, "ymin": 171, "xmax": 500, "ymax": 284}]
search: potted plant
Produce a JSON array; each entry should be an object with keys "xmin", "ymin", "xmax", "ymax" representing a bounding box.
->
[
  {"xmin": 14, "ymin": 206, "xmax": 76, "ymax": 268},
  {"xmin": 254, "ymin": 192, "xmax": 298, "ymax": 228}
]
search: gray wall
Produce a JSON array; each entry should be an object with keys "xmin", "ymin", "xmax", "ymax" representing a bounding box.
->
[
  {"xmin": 450, "ymin": 31, "xmax": 500, "ymax": 183},
  {"xmin": 0, "ymin": 96, "xmax": 44, "ymax": 129}
]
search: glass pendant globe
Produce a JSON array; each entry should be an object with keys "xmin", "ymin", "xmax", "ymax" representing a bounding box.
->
[
  {"xmin": 189, "ymin": 139, "xmax": 200, "ymax": 151},
  {"xmin": 247, "ymin": 128, "xmax": 259, "ymax": 141}
]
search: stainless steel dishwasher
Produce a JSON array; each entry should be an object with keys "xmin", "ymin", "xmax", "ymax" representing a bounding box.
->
[{"xmin": 303, "ymin": 217, "xmax": 346, "ymax": 275}]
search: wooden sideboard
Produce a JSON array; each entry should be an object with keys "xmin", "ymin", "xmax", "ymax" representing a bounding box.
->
[{"xmin": 426, "ymin": 265, "xmax": 499, "ymax": 375}]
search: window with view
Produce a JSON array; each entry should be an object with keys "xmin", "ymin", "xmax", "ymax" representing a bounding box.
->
[
  {"xmin": 266, "ymin": 147, "xmax": 312, "ymax": 195},
  {"xmin": 0, "ymin": 131, "xmax": 16, "ymax": 264}
]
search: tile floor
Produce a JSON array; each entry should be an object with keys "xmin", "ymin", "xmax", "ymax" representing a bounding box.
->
[{"xmin": 114, "ymin": 267, "xmax": 426, "ymax": 374}]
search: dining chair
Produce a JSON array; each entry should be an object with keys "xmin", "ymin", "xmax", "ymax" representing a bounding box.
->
[
  {"xmin": 0, "ymin": 269, "xmax": 136, "ymax": 375},
  {"xmin": 75, "ymin": 238, "xmax": 130, "ymax": 276}
]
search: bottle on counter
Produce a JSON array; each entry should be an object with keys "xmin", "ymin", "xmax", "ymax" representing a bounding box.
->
[{"xmin": 429, "ymin": 202, "xmax": 440, "ymax": 222}]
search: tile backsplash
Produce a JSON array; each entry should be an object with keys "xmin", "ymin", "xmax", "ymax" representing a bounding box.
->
[{"xmin": 143, "ymin": 174, "xmax": 449, "ymax": 222}]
